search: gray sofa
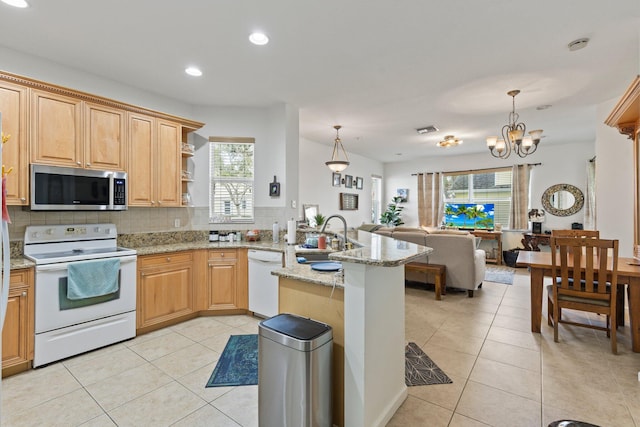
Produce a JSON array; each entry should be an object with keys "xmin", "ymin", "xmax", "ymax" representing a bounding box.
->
[{"xmin": 365, "ymin": 226, "xmax": 486, "ymax": 297}]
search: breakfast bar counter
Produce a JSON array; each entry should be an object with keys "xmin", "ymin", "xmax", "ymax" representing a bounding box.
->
[{"xmin": 272, "ymin": 231, "xmax": 432, "ymax": 427}]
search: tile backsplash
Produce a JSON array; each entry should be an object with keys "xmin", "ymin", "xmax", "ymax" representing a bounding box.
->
[{"xmin": 8, "ymin": 206, "xmax": 289, "ymax": 241}]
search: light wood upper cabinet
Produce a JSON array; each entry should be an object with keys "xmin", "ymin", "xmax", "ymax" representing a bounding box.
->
[
  {"xmin": 84, "ymin": 102, "xmax": 126, "ymax": 170},
  {"xmin": 156, "ymin": 120, "xmax": 181, "ymax": 207},
  {"xmin": 30, "ymin": 89, "xmax": 83, "ymax": 168},
  {"xmin": 128, "ymin": 113, "xmax": 181, "ymax": 207},
  {"xmin": 0, "ymin": 81, "xmax": 29, "ymax": 205},
  {"xmin": 31, "ymin": 91, "xmax": 126, "ymax": 171},
  {"xmin": 2, "ymin": 268, "xmax": 34, "ymax": 377},
  {"xmin": 128, "ymin": 113, "xmax": 155, "ymax": 206}
]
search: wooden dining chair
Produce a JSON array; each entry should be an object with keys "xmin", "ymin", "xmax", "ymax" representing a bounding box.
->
[
  {"xmin": 551, "ymin": 229, "xmax": 600, "ymax": 238},
  {"xmin": 547, "ymin": 236, "xmax": 619, "ymax": 354},
  {"xmin": 551, "ymin": 229, "xmax": 626, "ymax": 327}
]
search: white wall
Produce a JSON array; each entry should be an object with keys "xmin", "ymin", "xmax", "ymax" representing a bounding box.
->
[
  {"xmin": 596, "ymin": 97, "xmax": 634, "ymax": 257},
  {"xmin": 298, "ymin": 137, "xmax": 384, "ymax": 230}
]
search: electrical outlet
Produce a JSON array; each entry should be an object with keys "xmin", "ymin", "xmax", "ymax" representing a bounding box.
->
[
  {"xmin": 291, "ymin": 200, "xmax": 296, "ymax": 208},
  {"xmin": 174, "ymin": 218, "xmax": 180, "ymax": 228}
]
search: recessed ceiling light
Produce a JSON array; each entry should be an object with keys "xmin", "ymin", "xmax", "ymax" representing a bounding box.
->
[
  {"xmin": 249, "ymin": 32, "xmax": 269, "ymax": 46},
  {"xmin": 568, "ymin": 38, "xmax": 589, "ymax": 52},
  {"xmin": 185, "ymin": 67, "xmax": 202, "ymax": 77},
  {"xmin": 1, "ymin": 0, "xmax": 29, "ymax": 8}
]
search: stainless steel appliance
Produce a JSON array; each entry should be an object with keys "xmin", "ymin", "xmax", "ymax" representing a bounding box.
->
[
  {"xmin": 24, "ymin": 224, "xmax": 137, "ymax": 367},
  {"xmin": 30, "ymin": 164, "xmax": 127, "ymax": 211}
]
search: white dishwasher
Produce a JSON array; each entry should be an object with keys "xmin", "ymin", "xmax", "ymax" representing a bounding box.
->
[{"xmin": 248, "ymin": 249, "xmax": 283, "ymax": 318}]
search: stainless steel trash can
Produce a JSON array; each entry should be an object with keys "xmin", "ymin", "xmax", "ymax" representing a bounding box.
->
[{"xmin": 258, "ymin": 313, "xmax": 333, "ymax": 427}]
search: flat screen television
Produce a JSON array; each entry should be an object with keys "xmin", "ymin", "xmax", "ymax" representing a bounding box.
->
[{"xmin": 443, "ymin": 203, "xmax": 495, "ymax": 230}]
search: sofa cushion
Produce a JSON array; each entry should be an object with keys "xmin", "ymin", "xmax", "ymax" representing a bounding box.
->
[{"xmin": 428, "ymin": 229, "xmax": 470, "ymax": 235}]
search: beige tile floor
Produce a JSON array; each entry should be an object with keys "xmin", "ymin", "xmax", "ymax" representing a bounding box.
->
[{"xmin": 2, "ymin": 269, "xmax": 639, "ymax": 426}]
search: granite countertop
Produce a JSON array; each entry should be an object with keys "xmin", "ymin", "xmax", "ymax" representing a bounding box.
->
[
  {"xmin": 271, "ymin": 230, "xmax": 432, "ymax": 288},
  {"xmin": 8, "ymin": 230, "xmax": 432, "ymax": 288}
]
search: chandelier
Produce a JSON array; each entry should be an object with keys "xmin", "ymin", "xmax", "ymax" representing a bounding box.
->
[
  {"xmin": 325, "ymin": 125, "xmax": 350, "ymax": 172},
  {"xmin": 486, "ymin": 90, "xmax": 543, "ymax": 159},
  {"xmin": 437, "ymin": 135, "xmax": 463, "ymax": 148}
]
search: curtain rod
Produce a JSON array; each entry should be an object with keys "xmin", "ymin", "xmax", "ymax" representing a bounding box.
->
[{"xmin": 411, "ymin": 163, "xmax": 541, "ymax": 176}]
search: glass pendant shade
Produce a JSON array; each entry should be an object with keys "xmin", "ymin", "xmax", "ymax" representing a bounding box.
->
[{"xmin": 326, "ymin": 125, "xmax": 350, "ymax": 172}]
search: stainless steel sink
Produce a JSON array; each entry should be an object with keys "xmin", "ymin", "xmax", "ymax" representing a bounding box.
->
[{"xmin": 296, "ymin": 252, "xmax": 332, "ymax": 262}]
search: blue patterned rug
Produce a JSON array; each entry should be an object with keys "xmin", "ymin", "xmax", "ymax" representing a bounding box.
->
[
  {"xmin": 206, "ymin": 334, "xmax": 258, "ymax": 387},
  {"xmin": 405, "ymin": 342, "xmax": 452, "ymax": 386}
]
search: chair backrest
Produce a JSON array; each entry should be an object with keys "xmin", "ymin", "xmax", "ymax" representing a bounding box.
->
[
  {"xmin": 551, "ymin": 229, "xmax": 600, "ymax": 238},
  {"xmin": 550, "ymin": 237, "xmax": 618, "ymax": 296}
]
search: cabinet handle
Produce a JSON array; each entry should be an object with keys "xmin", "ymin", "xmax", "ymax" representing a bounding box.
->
[
  {"xmin": 76, "ymin": 161, "xmax": 81, "ymax": 166},
  {"xmin": 166, "ymin": 257, "xmax": 171, "ymax": 262},
  {"xmin": 220, "ymin": 253, "xmax": 225, "ymax": 257},
  {"xmin": 22, "ymin": 291, "xmax": 27, "ymax": 297},
  {"xmin": 86, "ymin": 163, "xmax": 91, "ymax": 167},
  {"xmin": 20, "ymin": 197, "xmax": 26, "ymax": 202},
  {"xmin": 141, "ymin": 272, "xmax": 145, "ymax": 276},
  {"xmin": 151, "ymin": 201, "xmax": 155, "ymax": 205},
  {"xmin": 158, "ymin": 201, "xmax": 162, "ymax": 205}
]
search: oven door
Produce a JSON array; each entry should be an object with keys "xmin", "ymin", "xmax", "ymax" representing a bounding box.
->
[{"xmin": 34, "ymin": 255, "xmax": 137, "ymax": 334}]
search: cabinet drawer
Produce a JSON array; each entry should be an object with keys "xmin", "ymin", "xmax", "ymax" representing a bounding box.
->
[
  {"xmin": 139, "ymin": 251, "xmax": 193, "ymax": 268},
  {"xmin": 208, "ymin": 250, "xmax": 237, "ymax": 261}
]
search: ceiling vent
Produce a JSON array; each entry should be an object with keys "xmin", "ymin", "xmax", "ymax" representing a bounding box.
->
[
  {"xmin": 416, "ymin": 125, "xmax": 439, "ymax": 134},
  {"xmin": 568, "ymin": 38, "xmax": 589, "ymax": 52}
]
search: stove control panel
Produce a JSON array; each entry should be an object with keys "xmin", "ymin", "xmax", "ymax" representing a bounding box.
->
[
  {"xmin": 65, "ymin": 227, "xmax": 87, "ymax": 236},
  {"xmin": 24, "ymin": 223, "xmax": 117, "ymax": 244}
]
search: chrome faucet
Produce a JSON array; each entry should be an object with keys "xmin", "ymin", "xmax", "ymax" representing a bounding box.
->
[{"xmin": 320, "ymin": 214, "xmax": 348, "ymax": 250}]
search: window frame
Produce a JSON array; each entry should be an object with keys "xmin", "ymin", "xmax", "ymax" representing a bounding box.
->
[
  {"xmin": 209, "ymin": 136, "xmax": 255, "ymax": 224},
  {"xmin": 442, "ymin": 167, "xmax": 512, "ymax": 228}
]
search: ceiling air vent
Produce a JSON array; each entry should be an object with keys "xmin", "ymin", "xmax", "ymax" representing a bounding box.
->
[{"xmin": 416, "ymin": 125, "xmax": 439, "ymax": 134}]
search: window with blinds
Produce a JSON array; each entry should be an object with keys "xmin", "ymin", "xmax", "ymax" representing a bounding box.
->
[
  {"xmin": 209, "ymin": 139, "xmax": 254, "ymax": 223},
  {"xmin": 443, "ymin": 169, "xmax": 512, "ymax": 227}
]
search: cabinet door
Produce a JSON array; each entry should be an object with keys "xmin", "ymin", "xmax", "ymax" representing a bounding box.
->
[
  {"xmin": 137, "ymin": 253, "xmax": 194, "ymax": 329},
  {"xmin": 207, "ymin": 250, "xmax": 240, "ymax": 310},
  {"xmin": 0, "ymin": 81, "xmax": 29, "ymax": 205},
  {"xmin": 155, "ymin": 120, "xmax": 181, "ymax": 207},
  {"xmin": 85, "ymin": 102, "xmax": 126, "ymax": 171},
  {"xmin": 127, "ymin": 113, "xmax": 154, "ymax": 206},
  {"xmin": 31, "ymin": 89, "xmax": 83, "ymax": 167},
  {"xmin": 2, "ymin": 269, "xmax": 34, "ymax": 375}
]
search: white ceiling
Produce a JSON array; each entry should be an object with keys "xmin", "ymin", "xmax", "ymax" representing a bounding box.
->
[{"xmin": 1, "ymin": 0, "xmax": 638, "ymax": 162}]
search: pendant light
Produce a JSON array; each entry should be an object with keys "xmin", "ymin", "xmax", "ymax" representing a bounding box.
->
[{"xmin": 325, "ymin": 125, "xmax": 350, "ymax": 172}]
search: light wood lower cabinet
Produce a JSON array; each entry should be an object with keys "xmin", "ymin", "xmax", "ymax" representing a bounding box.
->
[
  {"xmin": 205, "ymin": 249, "xmax": 248, "ymax": 311},
  {"xmin": 2, "ymin": 268, "xmax": 34, "ymax": 377},
  {"xmin": 137, "ymin": 252, "xmax": 195, "ymax": 331}
]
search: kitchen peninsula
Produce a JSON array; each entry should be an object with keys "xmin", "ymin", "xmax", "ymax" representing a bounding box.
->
[{"xmin": 273, "ymin": 230, "xmax": 432, "ymax": 427}]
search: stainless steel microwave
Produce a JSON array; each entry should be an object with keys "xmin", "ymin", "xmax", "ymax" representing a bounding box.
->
[{"xmin": 30, "ymin": 164, "xmax": 127, "ymax": 211}]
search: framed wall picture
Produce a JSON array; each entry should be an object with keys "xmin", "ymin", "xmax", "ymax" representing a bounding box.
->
[
  {"xmin": 332, "ymin": 172, "xmax": 341, "ymax": 187},
  {"xmin": 339, "ymin": 193, "xmax": 359, "ymax": 210},
  {"xmin": 356, "ymin": 177, "xmax": 363, "ymax": 190},
  {"xmin": 345, "ymin": 175, "xmax": 353, "ymax": 188},
  {"xmin": 396, "ymin": 188, "xmax": 408, "ymax": 202}
]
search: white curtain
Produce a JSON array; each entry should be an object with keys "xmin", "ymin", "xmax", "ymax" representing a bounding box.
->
[
  {"xmin": 584, "ymin": 159, "xmax": 596, "ymax": 230},
  {"xmin": 510, "ymin": 164, "xmax": 531, "ymax": 230},
  {"xmin": 417, "ymin": 172, "xmax": 443, "ymax": 227}
]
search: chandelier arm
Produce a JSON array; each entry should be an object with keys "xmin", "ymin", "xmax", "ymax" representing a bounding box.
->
[{"xmin": 338, "ymin": 141, "xmax": 350, "ymax": 162}]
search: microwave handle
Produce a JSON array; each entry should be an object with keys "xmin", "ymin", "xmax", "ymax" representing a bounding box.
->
[
  {"xmin": 35, "ymin": 255, "xmax": 137, "ymax": 272},
  {"xmin": 108, "ymin": 172, "xmax": 114, "ymax": 210}
]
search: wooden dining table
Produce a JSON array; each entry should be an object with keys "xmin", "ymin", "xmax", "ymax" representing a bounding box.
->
[{"xmin": 516, "ymin": 250, "xmax": 640, "ymax": 352}]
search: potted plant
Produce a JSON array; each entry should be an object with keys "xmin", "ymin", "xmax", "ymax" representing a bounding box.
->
[
  {"xmin": 380, "ymin": 196, "xmax": 404, "ymax": 227},
  {"xmin": 313, "ymin": 213, "xmax": 326, "ymax": 228}
]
